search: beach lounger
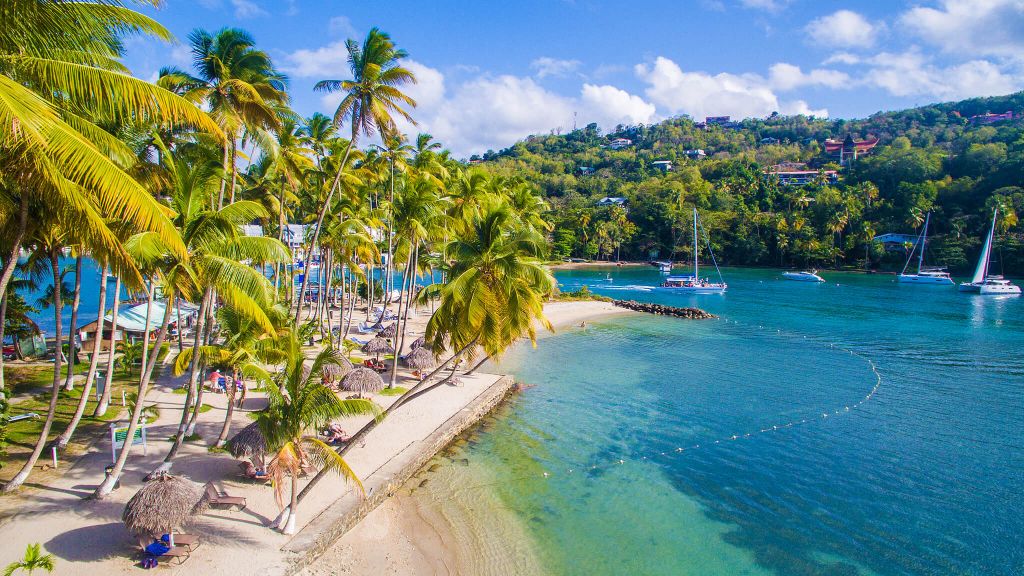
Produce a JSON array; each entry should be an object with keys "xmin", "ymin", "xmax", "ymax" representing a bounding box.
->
[
  {"xmin": 203, "ymin": 482, "xmax": 247, "ymax": 510},
  {"xmin": 7, "ymin": 412, "xmax": 40, "ymax": 423},
  {"xmin": 141, "ymin": 542, "xmax": 191, "ymax": 566},
  {"xmin": 161, "ymin": 533, "xmax": 201, "ymax": 552}
]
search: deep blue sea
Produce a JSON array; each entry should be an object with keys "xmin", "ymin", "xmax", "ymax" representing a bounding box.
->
[{"xmin": 419, "ymin": 266, "xmax": 1024, "ymax": 576}]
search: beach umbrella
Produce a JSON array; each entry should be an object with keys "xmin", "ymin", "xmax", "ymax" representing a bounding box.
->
[
  {"xmin": 379, "ymin": 323, "xmax": 398, "ymax": 339},
  {"xmin": 409, "ymin": 336, "xmax": 426, "ymax": 350},
  {"xmin": 341, "ymin": 367, "xmax": 385, "ymax": 395},
  {"xmin": 228, "ymin": 421, "xmax": 266, "ymax": 468},
  {"xmin": 361, "ymin": 336, "xmax": 393, "ymax": 360},
  {"xmin": 122, "ymin": 473, "xmax": 206, "ymax": 544},
  {"xmin": 322, "ymin": 356, "xmax": 353, "ymax": 381},
  {"xmin": 404, "ymin": 347, "xmax": 437, "ymax": 372}
]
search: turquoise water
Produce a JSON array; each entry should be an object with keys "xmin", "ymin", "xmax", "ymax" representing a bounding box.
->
[{"xmin": 437, "ymin": 266, "xmax": 1024, "ymax": 575}]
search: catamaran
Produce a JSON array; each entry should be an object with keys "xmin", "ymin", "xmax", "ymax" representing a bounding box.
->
[
  {"xmin": 959, "ymin": 208, "xmax": 1020, "ymax": 295},
  {"xmin": 659, "ymin": 208, "xmax": 727, "ymax": 294},
  {"xmin": 782, "ymin": 270, "xmax": 825, "ymax": 282},
  {"xmin": 898, "ymin": 212, "xmax": 953, "ymax": 285}
]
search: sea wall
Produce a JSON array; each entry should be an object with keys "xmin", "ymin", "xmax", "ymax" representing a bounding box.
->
[
  {"xmin": 280, "ymin": 374, "xmax": 517, "ymax": 575},
  {"xmin": 612, "ymin": 299, "xmax": 716, "ymax": 319}
]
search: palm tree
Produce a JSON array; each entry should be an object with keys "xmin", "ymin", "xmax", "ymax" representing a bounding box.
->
[
  {"xmin": 296, "ymin": 28, "xmax": 418, "ymax": 324},
  {"xmin": 165, "ymin": 27, "xmax": 287, "ymax": 208},
  {"xmin": 2, "ymin": 543, "xmax": 54, "ymax": 576},
  {"xmin": 0, "ymin": 0, "xmax": 220, "ymax": 307},
  {"xmin": 257, "ymin": 335, "xmax": 379, "ymax": 534}
]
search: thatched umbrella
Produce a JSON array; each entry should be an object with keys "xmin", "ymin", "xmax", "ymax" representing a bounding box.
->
[
  {"xmin": 379, "ymin": 323, "xmax": 398, "ymax": 339},
  {"xmin": 322, "ymin": 357, "xmax": 353, "ymax": 381},
  {"xmin": 404, "ymin": 346, "xmax": 436, "ymax": 372},
  {"xmin": 228, "ymin": 421, "xmax": 266, "ymax": 468},
  {"xmin": 409, "ymin": 336, "xmax": 426, "ymax": 350},
  {"xmin": 341, "ymin": 367, "xmax": 385, "ymax": 396},
  {"xmin": 122, "ymin": 473, "xmax": 205, "ymax": 546},
  {"xmin": 361, "ymin": 336, "xmax": 393, "ymax": 360}
]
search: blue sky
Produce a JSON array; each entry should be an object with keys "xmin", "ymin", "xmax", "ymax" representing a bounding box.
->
[{"xmin": 122, "ymin": 0, "xmax": 1024, "ymax": 156}]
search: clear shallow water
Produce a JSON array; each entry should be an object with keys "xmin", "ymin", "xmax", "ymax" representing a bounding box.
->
[{"xmin": 422, "ymin": 266, "xmax": 1024, "ymax": 576}]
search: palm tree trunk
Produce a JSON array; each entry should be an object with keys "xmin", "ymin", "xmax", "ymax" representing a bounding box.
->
[
  {"xmin": 56, "ymin": 266, "xmax": 109, "ymax": 449},
  {"xmin": 0, "ymin": 195, "xmax": 29, "ymax": 311},
  {"xmin": 138, "ymin": 279, "xmax": 154, "ymax": 382},
  {"xmin": 283, "ymin": 473, "xmax": 299, "ymax": 534},
  {"xmin": 62, "ymin": 255, "xmax": 83, "ymax": 391},
  {"xmin": 342, "ymin": 268, "xmax": 356, "ymax": 340},
  {"xmin": 294, "ymin": 138, "xmax": 356, "ymax": 324},
  {"xmin": 93, "ymin": 275, "xmax": 121, "ymax": 417},
  {"xmin": 185, "ymin": 299, "xmax": 216, "ymax": 437},
  {"xmin": 95, "ymin": 297, "xmax": 175, "ymax": 498},
  {"xmin": 165, "ymin": 287, "xmax": 211, "ymax": 463},
  {"xmin": 0, "ymin": 293, "xmax": 7, "ymax": 392},
  {"xmin": 176, "ymin": 297, "xmax": 184, "ymax": 351},
  {"xmin": 4, "ymin": 248, "xmax": 64, "ymax": 492},
  {"xmin": 228, "ymin": 137, "xmax": 239, "ymax": 205},
  {"xmin": 296, "ymin": 336, "xmax": 479, "ymax": 503},
  {"xmin": 217, "ymin": 130, "xmax": 232, "ymax": 210},
  {"xmin": 214, "ymin": 369, "xmax": 238, "ymax": 447},
  {"xmin": 388, "ymin": 250, "xmax": 414, "ymax": 388}
]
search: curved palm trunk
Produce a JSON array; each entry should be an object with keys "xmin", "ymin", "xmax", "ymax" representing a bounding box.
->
[
  {"xmin": 138, "ymin": 280, "xmax": 154, "ymax": 382},
  {"xmin": 296, "ymin": 336, "xmax": 479, "ymax": 503},
  {"xmin": 57, "ymin": 267, "xmax": 109, "ymax": 449},
  {"xmin": 295, "ymin": 139, "xmax": 356, "ymax": 324},
  {"xmin": 95, "ymin": 297, "xmax": 175, "ymax": 498},
  {"xmin": 164, "ymin": 288, "xmax": 212, "ymax": 464},
  {"xmin": 0, "ymin": 294, "xmax": 7, "ymax": 392},
  {"xmin": 217, "ymin": 131, "xmax": 232, "ymax": 210},
  {"xmin": 214, "ymin": 369, "xmax": 238, "ymax": 447},
  {"xmin": 62, "ymin": 255, "xmax": 83, "ymax": 391},
  {"xmin": 388, "ymin": 246, "xmax": 414, "ymax": 388},
  {"xmin": 4, "ymin": 248, "xmax": 64, "ymax": 492},
  {"xmin": 283, "ymin": 473, "xmax": 300, "ymax": 534},
  {"xmin": 0, "ymin": 195, "xmax": 29, "ymax": 317},
  {"xmin": 184, "ymin": 298, "xmax": 216, "ymax": 437},
  {"xmin": 93, "ymin": 275, "xmax": 121, "ymax": 417}
]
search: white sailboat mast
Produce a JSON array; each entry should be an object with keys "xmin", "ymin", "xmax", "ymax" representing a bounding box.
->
[
  {"xmin": 917, "ymin": 212, "xmax": 930, "ymax": 274},
  {"xmin": 971, "ymin": 208, "xmax": 998, "ymax": 284},
  {"xmin": 693, "ymin": 208, "xmax": 699, "ymax": 279}
]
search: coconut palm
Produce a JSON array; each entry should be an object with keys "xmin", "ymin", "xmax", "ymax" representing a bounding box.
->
[
  {"xmin": 257, "ymin": 334, "xmax": 380, "ymax": 534},
  {"xmin": 2, "ymin": 543, "xmax": 54, "ymax": 576},
  {"xmin": 164, "ymin": 27, "xmax": 287, "ymax": 208},
  {"xmin": 296, "ymin": 28, "xmax": 418, "ymax": 323},
  {"xmin": 0, "ymin": 0, "xmax": 220, "ymax": 307}
]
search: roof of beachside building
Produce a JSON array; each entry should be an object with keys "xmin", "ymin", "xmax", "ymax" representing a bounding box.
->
[
  {"xmin": 597, "ymin": 197, "xmax": 628, "ymax": 205},
  {"xmin": 79, "ymin": 300, "xmax": 200, "ymax": 335},
  {"xmin": 824, "ymin": 135, "xmax": 879, "ymax": 154},
  {"xmin": 281, "ymin": 224, "xmax": 307, "ymax": 244},
  {"xmin": 873, "ymin": 233, "xmax": 920, "ymax": 244},
  {"xmin": 241, "ymin": 224, "xmax": 263, "ymax": 237}
]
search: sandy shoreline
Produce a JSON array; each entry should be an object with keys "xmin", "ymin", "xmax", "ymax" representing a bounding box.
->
[{"xmin": 303, "ymin": 299, "xmax": 632, "ymax": 576}]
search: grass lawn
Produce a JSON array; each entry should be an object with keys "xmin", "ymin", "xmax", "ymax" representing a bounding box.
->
[{"xmin": 0, "ymin": 362, "xmax": 163, "ymax": 484}]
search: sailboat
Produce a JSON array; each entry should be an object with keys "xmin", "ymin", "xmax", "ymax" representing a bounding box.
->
[
  {"xmin": 897, "ymin": 212, "xmax": 953, "ymax": 285},
  {"xmin": 659, "ymin": 208, "xmax": 727, "ymax": 294},
  {"xmin": 958, "ymin": 208, "xmax": 1020, "ymax": 295}
]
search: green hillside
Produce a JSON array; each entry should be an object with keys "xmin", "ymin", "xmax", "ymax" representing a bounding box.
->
[{"xmin": 474, "ymin": 92, "xmax": 1024, "ymax": 275}]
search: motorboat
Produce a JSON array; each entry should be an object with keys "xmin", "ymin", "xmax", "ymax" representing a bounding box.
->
[
  {"xmin": 959, "ymin": 208, "xmax": 1020, "ymax": 295},
  {"xmin": 897, "ymin": 212, "xmax": 953, "ymax": 285},
  {"xmin": 655, "ymin": 261, "xmax": 673, "ymax": 273},
  {"xmin": 658, "ymin": 209, "xmax": 727, "ymax": 294},
  {"xmin": 782, "ymin": 270, "xmax": 824, "ymax": 282}
]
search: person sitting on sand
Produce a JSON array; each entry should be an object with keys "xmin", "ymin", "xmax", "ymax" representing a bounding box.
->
[{"xmin": 323, "ymin": 423, "xmax": 349, "ymax": 444}]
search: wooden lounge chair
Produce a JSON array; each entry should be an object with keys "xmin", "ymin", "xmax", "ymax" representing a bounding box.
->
[
  {"xmin": 140, "ymin": 543, "xmax": 191, "ymax": 566},
  {"xmin": 203, "ymin": 481, "xmax": 246, "ymax": 510},
  {"xmin": 164, "ymin": 533, "xmax": 201, "ymax": 552}
]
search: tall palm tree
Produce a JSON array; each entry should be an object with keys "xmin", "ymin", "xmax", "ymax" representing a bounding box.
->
[
  {"xmin": 296, "ymin": 28, "xmax": 417, "ymax": 323},
  {"xmin": 164, "ymin": 27, "xmax": 287, "ymax": 208},
  {"xmin": 257, "ymin": 335, "xmax": 379, "ymax": 534},
  {"xmin": 0, "ymin": 0, "xmax": 220, "ymax": 307}
]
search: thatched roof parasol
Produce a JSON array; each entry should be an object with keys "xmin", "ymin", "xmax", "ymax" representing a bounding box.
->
[
  {"xmin": 379, "ymin": 323, "xmax": 398, "ymax": 339},
  {"xmin": 361, "ymin": 336, "xmax": 393, "ymax": 358},
  {"xmin": 228, "ymin": 421, "xmax": 266, "ymax": 466},
  {"xmin": 122, "ymin": 473, "xmax": 205, "ymax": 538},
  {"xmin": 404, "ymin": 347, "xmax": 437, "ymax": 371},
  {"xmin": 341, "ymin": 367, "xmax": 386, "ymax": 394},
  {"xmin": 322, "ymin": 356, "xmax": 353, "ymax": 380},
  {"xmin": 409, "ymin": 336, "xmax": 427, "ymax": 350}
]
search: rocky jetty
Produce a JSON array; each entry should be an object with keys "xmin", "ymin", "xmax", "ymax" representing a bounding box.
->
[{"xmin": 612, "ymin": 299, "xmax": 716, "ymax": 319}]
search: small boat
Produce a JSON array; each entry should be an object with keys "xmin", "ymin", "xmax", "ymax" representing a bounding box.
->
[
  {"xmin": 658, "ymin": 209, "xmax": 726, "ymax": 294},
  {"xmin": 897, "ymin": 212, "xmax": 953, "ymax": 285},
  {"xmin": 603, "ymin": 273, "xmax": 613, "ymax": 282},
  {"xmin": 655, "ymin": 261, "xmax": 673, "ymax": 273},
  {"xmin": 782, "ymin": 270, "xmax": 825, "ymax": 282},
  {"xmin": 959, "ymin": 208, "xmax": 1021, "ymax": 295}
]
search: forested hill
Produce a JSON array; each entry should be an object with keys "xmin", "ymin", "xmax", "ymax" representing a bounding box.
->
[{"xmin": 473, "ymin": 92, "xmax": 1024, "ymax": 275}]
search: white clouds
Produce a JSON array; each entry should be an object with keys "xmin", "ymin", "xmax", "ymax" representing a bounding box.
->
[
  {"xmin": 580, "ymin": 84, "xmax": 658, "ymax": 126},
  {"xmin": 634, "ymin": 57, "xmax": 828, "ymax": 121},
  {"xmin": 740, "ymin": 0, "xmax": 786, "ymax": 11},
  {"xmin": 284, "ymin": 41, "xmax": 347, "ymax": 78},
  {"xmin": 863, "ymin": 51, "xmax": 1021, "ymax": 100},
  {"xmin": 768, "ymin": 63, "xmax": 849, "ymax": 90},
  {"xmin": 806, "ymin": 10, "xmax": 880, "ymax": 48},
  {"xmin": 328, "ymin": 16, "xmax": 357, "ymax": 38},
  {"xmin": 230, "ymin": 0, "xmax": 266, "ymax": 18},
  {"xmin": 530, "ymin": 57, "xmax": 582, "ymax": 79},
  {"xmin": 901, "ymin": 0, "xmax": 1024, "ymax": 59}
]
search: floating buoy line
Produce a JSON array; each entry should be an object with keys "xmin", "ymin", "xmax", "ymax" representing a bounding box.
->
[{"xmin": 419, "ymin": 314, "xmax": 884, "ymax": 496}]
